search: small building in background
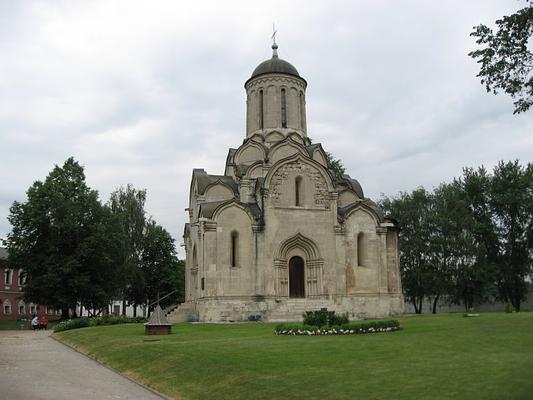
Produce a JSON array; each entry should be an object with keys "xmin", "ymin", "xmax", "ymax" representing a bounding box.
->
[{"xmin": 0, "ymin": 247, "xmax": 61, "ymax": 321}]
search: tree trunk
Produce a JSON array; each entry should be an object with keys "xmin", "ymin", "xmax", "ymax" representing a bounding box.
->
[
  {"xmin": 61, "ymin": 304, "xmax": 70, "ymax": 320},
  {"xmin": 133, "ymin": 305, "xmax": 137, "ymax": 317},
  {"xmin": 122, "ymin": 299, "xmax": 127, "ymax": 316},
  {"xmin": 432, "ymin": 294, "xmax": 440, "ymax": 314}
]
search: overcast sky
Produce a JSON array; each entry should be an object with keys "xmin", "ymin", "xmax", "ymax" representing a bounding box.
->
[{"xmin": 1, "ymin": 0, "xmax": 532, "ymax": 257}]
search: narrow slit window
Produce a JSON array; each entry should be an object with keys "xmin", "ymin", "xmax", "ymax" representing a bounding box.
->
[
  {"xmin": 299, "ymin": 92, "xmax": 305, "ymax": 129},
  {"xmin": 231, "ymin": 231, "xmax": 238, "ymax": 267},
  {"xmin": 201, "ymin": 277, "xmax": 205, "ymax": 291},
  {"xmin": 281, "ymin": 88, "xmax": 287, "ymax": 128},
  {"xmin": 259, "ymin": 90, "xmax": 264, "ymax": 129},
  {"xmin": 295, "ymin": 176, "xmax": 302, "ymax": 206},
  {"xmin": 357, "ymin": 232, "xmax": 366, "ymax": 266}
]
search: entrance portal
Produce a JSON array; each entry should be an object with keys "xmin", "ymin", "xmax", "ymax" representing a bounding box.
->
[{"xmin": 289, "ymin": 256, "xmax": 305, "ymax": 298}]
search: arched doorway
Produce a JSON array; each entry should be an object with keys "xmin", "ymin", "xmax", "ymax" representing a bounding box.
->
[{"xmin": 289, "ymin": 256, "xmax": 305, "ymax": 298}]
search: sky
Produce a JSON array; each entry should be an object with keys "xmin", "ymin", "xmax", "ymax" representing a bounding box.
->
[{"xmin": 1, "ymin": 0, "xmax": 532, "ymax": 258}]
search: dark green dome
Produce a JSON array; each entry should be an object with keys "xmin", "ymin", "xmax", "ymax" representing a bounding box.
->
[{"xmin": 250, "ymin": 43, "xmax": 301, "ymax": 79}]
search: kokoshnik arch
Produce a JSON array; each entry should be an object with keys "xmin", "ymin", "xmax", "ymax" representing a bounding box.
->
[{"xmin": 179, "ymin": 41, "xmax": 404, "ymax": 322}]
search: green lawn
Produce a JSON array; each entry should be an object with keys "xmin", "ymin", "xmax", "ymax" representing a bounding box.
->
[
  {"xmin": 55, "ymin": 313, "xmax": 533, "ymax": 400},
  {"xmin": 0, "ymin": 319, "xmax": 31, "ymax": 330},
  {"xmin": 0, "ymin": 319, "xmax": 58, "ymax": 330}
]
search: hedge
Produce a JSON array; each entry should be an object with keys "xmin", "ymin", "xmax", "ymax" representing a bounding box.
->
[{"xmin": 54, "ymin": 315, "xmax": 147, "ymax": 332}]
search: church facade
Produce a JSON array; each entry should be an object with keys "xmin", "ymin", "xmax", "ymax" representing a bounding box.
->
[{"xmin": 181, "ymin": 43, "xmax": 403, "ymax": 322}]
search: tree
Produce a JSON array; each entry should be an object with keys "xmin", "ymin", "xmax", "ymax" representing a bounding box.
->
[
  {"xmin": 6, "ymin": 158, "xmax": 122, "ymax": 319},
  {"xmin": 489, "ymin": 161, "xmax": 533, "ymax": 310},
  {"xmin": 438, "ymin": 181, "xmax": 493, "ymax": 311},
  {"xmin": 381, "ymin": 188, "xmax": 434, "ymax": 313},
  {"xmin": 469, "ymin": 1, "xmax": 533, "ymax": 113},
  {"xmin": 108, "ymin": 184, "xmax": 147, "ymax": 315},
  {"xmin": 325, "ymin": 152, "xmax": 346, "ymax": 181},
  {"xmin": 142, "ymin": 221, "xmax": 183, "ymax": 310}
]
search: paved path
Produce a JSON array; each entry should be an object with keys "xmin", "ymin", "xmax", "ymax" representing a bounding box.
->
[{"xmin": 0, "ymin": 330, "xmax": 165, "ymax": 400}]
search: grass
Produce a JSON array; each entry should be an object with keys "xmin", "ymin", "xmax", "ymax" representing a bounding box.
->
[
  {"xmin": 0, "ymin": 319, "xmax": 58, "ymax": 330},
  {"xmin": 55, "ymin": 313, "xmax": 533, "ymax": 400},
  {"xmin": 0, "ymin": 319, "xmax": 32, "ymax": 330}
]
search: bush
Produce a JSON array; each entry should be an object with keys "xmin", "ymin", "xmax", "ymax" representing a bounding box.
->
[
  {"xmin": 54, "ymin": 315, "xmax": 147, "ymax": 332},
  {"xmin": 54, "ymin": 318, "xmax": 90, "ymax": 332},
  {"xmin": 303, "ymin": 310, "xmax": 349, "ymax": 327},
  {"xmin": 185, "ymin": 313, "xmax": 198, "ymax": 323}
]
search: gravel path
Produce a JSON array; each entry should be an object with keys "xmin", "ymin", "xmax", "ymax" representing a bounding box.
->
[{"xmin": 0, "ymin": 330, "xmax": 166, "ymax": 400}]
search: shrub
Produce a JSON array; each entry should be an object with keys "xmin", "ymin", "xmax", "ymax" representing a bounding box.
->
[
  {"xmin": 54, "ymin": 315, "xmax": 147, "ymax": 332},
  {"xmin": 505, "ymin": 304, "xmax": 513, "ymax": 313},
  {"xmin": 185, "ymin": 313, "xmax": 198, "ymax": 323},
  {"xmin": 303, "ymin": 309, "xmax": 349, "ymax": 327},
  {"xmin": 54, "ymin": 318, "xmax": 90, "ymax": 332}
]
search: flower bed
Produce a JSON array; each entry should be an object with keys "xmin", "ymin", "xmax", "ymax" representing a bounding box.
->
[{"xmin": 275, "ymin": 319, "xmax": 401, "ymax": 336}]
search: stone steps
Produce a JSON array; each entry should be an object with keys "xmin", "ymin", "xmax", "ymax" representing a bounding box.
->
[{"xmin": 167, "ymin": 302, "xmax": 197, "ymax": 323}]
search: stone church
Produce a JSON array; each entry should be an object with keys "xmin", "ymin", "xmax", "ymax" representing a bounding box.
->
[{"xmin": 179, "ymin": 42, "xmax": 403, "ymax": 322}]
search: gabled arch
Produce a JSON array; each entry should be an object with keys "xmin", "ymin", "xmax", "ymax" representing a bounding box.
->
[
  {"xmin": 211, "ymin": 200, "xmax": 256, "ymax": 225},
  {"xmin": 287, "ymin": 131, "xmax": 304, "ymax": 144},
  {"xmin": 243, "ymin": 160, "xmax": 264, "ymax": 180},
  {"xmin": 275, "ymin": 233, "xmax": 321, "ymax": 261},
  {"xmin": 338, "ymin": 189, "xmax": 360, "ymax": 208},
  {"xmin": 248, "ymin": 133, "xmax": 265, "ymax": 143},
  {"xmin": 312, "ymin": 147, "xmax": 328, "ymax": 167},
  {"xmin": 342, "ymin": 203, "xmax": 383, "ymax": 227},
  {"xmin": 234, "ymin": 140, "xmax": 267, "ymax": 165},
  {"xmin": 264, "ymin": 152, "xmax": 335, "ymax": 192},
  {"xmin": 268, "ymin": 136, "xmax": 309, "ymax": 165},
  {"xmin": 264, "ymin": 130, "xmax": 285, "ymax": 143},
  {"xmin": 203, "ymin": 181, "xmax": 236, "ymax": 202}
]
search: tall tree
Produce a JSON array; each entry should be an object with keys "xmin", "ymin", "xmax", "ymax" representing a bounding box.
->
[
  {"xmin": 469, "ymin": 1, "xmax": 533, "ymax": 113},
  {"xmin": 142, "ymin": 221, "xmax": 183, "ymax": 310},
  {"xmin": 437, "ymin": 181, "xmax": 492, "ymax": 311},
  {"xmin": 6, "ymin": 158, "xmax": 122, "ymax": 319},
  {"xmin": 381, "ymin": 188, "xmax": 434, "ymax": 313},
  {"xmin": 108, "ymin": 184, "xmax": 147, "ymax": 315},
  {"xmin": 489, "ymin": 161, "xmax": 533, "ymax": 310}
]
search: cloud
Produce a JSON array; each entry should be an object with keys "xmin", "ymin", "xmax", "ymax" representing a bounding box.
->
[{"xmin": 1, "ymin": 0, "xmax": 532, "ymax": 257}]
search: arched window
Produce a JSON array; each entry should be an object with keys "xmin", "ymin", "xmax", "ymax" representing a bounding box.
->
[
  {"xmin": 281, "ymin": 88, "xmax": 287, "ymax": 128},
  {"xmin": 295, "ymin": 176, "xmax": 303, "ymax": 206},
  {"xmin": 259, "ymin": 90, "xmax": 264, "ymax": 129},
  {"xmin": 299, "ymin": 92, "xmax": 305, "ymax": 130},
  {"xmin": 357, "ymin": 232, "xmax": 367, "ymax": 267},
  {"xmin": 29, "ymin": 303, "xmax": 37, "ymax": 315},
  {"xmin": 231, "ymin": 231, "xmax": 239, "ymax": 267},
  {"xmin": 18, "ymin": 301, "xmax": 25, "ymax": 315},
  {"xmin": 3, "ymin": 300, "xmax": 12, "ymax": 315},
  {"xmin": 18, "ymin": 269, "xmax": 26, "ymax": 286},
  {"xmin": 4, "ymin": 268, "xmax": 12, "ymax": 285}
]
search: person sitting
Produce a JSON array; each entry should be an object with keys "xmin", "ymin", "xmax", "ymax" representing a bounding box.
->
[
  {"xmin": 39, "ymin": 316, "xmax": 48, "ymax": 330},
  {"xmin": 31, "ymin": 315, "xmax": 39, "ymax": 330}
]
